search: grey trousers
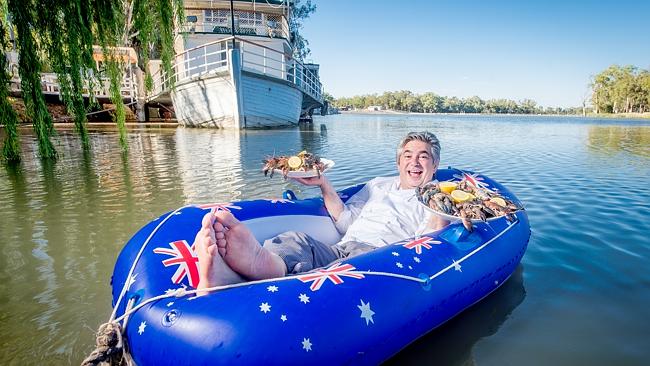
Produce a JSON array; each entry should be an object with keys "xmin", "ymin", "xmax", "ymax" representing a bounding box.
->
[{"xmin": 262, "ymin": 231, "xmax": 376, "ymax": 275}]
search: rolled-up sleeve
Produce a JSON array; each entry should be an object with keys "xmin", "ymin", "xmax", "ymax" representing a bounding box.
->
[{"xmin": 333, "ymin": 183, "xmax": 370, "ymax": 234}]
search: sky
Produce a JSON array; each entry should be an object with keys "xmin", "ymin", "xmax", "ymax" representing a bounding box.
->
[{"xmin": 300, "ymin": 0, "xmax": 650, "ymax": 107}]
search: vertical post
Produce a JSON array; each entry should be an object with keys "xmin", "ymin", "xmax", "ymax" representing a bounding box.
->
[
  {"xmin": 228, "ymin": 48, "xmax": 245, "ymax": 128},
  {"xmin": 203, "ymin": 46, "xmax": 207, "ymax": 74},
  {"xmin": 263, "ymin": 48, "xmax": 266, "ymax": 75},
  {"xmin": 230, "ymin": 0, "xmax": 236, "ymax": 37}
]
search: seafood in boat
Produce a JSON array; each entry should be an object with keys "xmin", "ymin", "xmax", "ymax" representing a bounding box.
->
[
  {"xmin": 416, "ymin": 176, "xmax": 522, "ymax": 232},
  {"xmin": 262, "ymin": 151, "xmax": 329, "ymax": 179}
]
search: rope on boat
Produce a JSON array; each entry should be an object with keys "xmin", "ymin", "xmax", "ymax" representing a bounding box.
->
[
  {"xmin": 83, "ymin": 204, "xmax": 518, "ymax": 365},
  {"xmin": 53, "ymin": 101, "xmax": 138, "ymax": 123},
  {"xmin": 82, "ymin": 207, "xmax": 189, "ymax": 366},
  {"xmin": 106, "ymin": 219, "xmax": 519, "ymax": 325}
]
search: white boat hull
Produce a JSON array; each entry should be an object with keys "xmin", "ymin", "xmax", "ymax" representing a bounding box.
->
[{"xmin": 171, "ymin": 50, "xmax": 302, "ymax": 128}]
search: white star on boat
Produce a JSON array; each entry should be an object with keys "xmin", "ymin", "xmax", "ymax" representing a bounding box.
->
[
  {"xmin": 413, "ymin": 256, "xmax": 421, "ymax": 263},
  {"xmin": 281, "ymin": 314, "xmax": 287, "ymax": 322},
  {"xmin": 396, "ymin": 262, "xmax": 403, "ymax": 268},
  {"xmin": 127, "ymin": 274, "xmax": 138, "ymax": 290},
  {"xmin": 267, "ymin": 285, "xmax": 279, "ymax": 292},
  {"xmin": 260, "ymin": 302, "xmax": 271, "ymax": 313},
  {"xmin": 452, "ymin": 260, "xmax": 462, "ymax": 272},
  {"xmin": 358, "ymin": 299, "xmax": 375, "ymax": 325},
  {"xmin": 391, "ymin": 251, "xmax": 399, "ymax": 256},
  {"xmin": 302, "ymin": 338, "xmax": 312, "ymax": 351},
  {"xmin": 138, "ymin": 321, "xmax": 146, "ymax": 335},
  {"xmin": 299, "ymin": 293, "xmax": 310, "ymax": 304},
  {"xmin": 166, "ymin": 301, "xmax": 174, "ymax": 307}
]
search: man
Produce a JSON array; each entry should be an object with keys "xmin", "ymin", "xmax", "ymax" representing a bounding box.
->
[{"xmin": 195, "ymin": 131, "xmax": 447, "ymax": 294}]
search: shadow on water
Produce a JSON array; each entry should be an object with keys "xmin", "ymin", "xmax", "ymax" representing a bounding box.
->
[{"xmin": 384, "ymin": 265, "xmax": 527, "ymax": 366}]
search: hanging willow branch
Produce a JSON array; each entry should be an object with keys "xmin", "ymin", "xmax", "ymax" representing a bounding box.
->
[
  {"xmin": 1, "ymin": 9, "xmax": 20, "ymax": 163},
  {"xmin": 1, "ymin": 0, "xmax": 183, "ymax": 160},
  {"xmin": 8, "ymin": 0, "xmax": 57, "ymax": 159}
]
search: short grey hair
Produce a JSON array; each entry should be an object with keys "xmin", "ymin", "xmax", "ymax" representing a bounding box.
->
[{"xmin": 396, "ymin": 131, "xmax": 441, "ymax": 163}]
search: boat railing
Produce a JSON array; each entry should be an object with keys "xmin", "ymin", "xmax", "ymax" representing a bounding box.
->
[
  {"xmin": 148, "ymin": 37, "xmax": 322, "ymax": 103},
  {"xmin": 8, "ymin": 66, "xmax": 138, "ymax": 103},
  {"xmin": 181, "ymin": 9, "xmax": 289, "ymax": 39}
]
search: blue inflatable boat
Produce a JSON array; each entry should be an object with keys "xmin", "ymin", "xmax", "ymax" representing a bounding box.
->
[{"xmin": 110, "ymin": 169, "xmax": 530, "ymax": 365}]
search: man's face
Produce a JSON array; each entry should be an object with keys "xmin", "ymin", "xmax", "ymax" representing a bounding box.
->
[{"xmin": 397, "ymin": 139, "xmax": 438, "ymax": 189}]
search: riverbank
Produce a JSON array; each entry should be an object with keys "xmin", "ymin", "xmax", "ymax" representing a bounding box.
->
[
  {"xmin": 340, "ymin": 109, "xmax": 650, "ymax": 119},
  {"xmin": 15, "ymin": 122, "xmax": 179, "ymax": 131},
  {"xmin": 6, "ymin": 96, "xmax": 177, "ymax": 125}
]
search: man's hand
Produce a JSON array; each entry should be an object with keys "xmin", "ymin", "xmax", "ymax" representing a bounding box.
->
[{"xmin": 291, "ymin": 176, "xmax": 325, "ymax": 187}]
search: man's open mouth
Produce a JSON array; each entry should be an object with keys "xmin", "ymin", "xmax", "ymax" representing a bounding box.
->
[{"xmin": 408, "ymin": 170, "xmax": 423, "ymax": 178}]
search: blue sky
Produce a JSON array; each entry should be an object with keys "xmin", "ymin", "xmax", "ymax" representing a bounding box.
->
[{"xmin": 301, "ymin": 0, "xmax": 650, "ymax": 107}]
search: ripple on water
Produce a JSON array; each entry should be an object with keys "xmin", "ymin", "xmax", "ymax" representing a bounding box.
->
[{"xmin": 2, "ymin": 116, "xmax": 650, "ymax": 365}]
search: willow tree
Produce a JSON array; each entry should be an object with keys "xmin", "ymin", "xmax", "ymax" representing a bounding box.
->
[
  {"xmin": 1, "ymin": 0, "xmax": 182, "ymax": 161},
  {"xmin": 1, "ymin": 8, "xmax": 19, "ymax": 162}
]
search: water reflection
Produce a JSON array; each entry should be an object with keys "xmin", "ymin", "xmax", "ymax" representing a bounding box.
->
[
  {"xmin": 2, "ymin": 114, "xmax": 650, "ymax": 365},
  {"xmin": 587, "ymin": 125, "xmax": 650, "ymax": 157},
  {"xmin": 384, "ymin": 265, "xmax": 526, "ymax": 366},
  {"xmin": 175, "ymin": 128, "xmax": 246, "ymax": 203}
]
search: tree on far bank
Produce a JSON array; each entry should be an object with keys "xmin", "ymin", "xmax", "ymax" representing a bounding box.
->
[{"xmin": 591, "ymin": 65, "xmax": 650, "ymax": 114}]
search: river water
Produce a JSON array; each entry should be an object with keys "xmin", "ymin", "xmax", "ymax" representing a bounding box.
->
[{"xmin": 1, "ymin": 113, "xmax": 649, "ymax": 365}]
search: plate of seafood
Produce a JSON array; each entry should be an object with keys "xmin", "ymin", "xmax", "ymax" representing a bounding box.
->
[
  {"xmin": 262, "ymin": 151, "xmax": 334, "ymax": 179},
  {"xmin": 416, "ymin": 178, "xmax": 522, "ymax": 231}
]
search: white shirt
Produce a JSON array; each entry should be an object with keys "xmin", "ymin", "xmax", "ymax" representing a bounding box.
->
[{"xmin": 334, "ymin": 176, "xmax": 434, "ymax": 247}]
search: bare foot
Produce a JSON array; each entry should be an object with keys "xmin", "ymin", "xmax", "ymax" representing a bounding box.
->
[
  {"xmin": 195, "ymin": 211, "xmax": 245, "ymax": 296},
  {"xmin": 214, "ymin": 211, "xmax": 287, "ymax": 280}
]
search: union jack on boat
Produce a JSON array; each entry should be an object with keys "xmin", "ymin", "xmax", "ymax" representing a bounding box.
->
[{"xmin": 110, "ymin": 168, "xmax": 530, "ymax": 365}]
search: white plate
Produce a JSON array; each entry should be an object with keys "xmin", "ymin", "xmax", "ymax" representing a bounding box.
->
[{"xmin": 275, "ymin": 158, "xmax": 335, "ymax": 178}]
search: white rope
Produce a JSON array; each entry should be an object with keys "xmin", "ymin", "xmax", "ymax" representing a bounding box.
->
[
  {"xmin": 109, "ymin": 205, "xmax": 192, "ymax": 322},
  {"xmin": 52, "ymin": 101, "xmax": 138, "ymax": 122}
]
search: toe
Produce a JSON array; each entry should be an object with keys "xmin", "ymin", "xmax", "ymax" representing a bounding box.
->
[
  {"xmin": 214, "ymin": 221, "xmax": 225, "ymax": 232},
  {"xmin": 201, "ymin": 211, "xmax": 214, "ymax": 229},
  {"xmin": 217, "ymin": 238, "xmax": 227, "ymax": 248},
  {"xmin": 215, "ymin": 211, "xmax": 240, "ymax": 227}
]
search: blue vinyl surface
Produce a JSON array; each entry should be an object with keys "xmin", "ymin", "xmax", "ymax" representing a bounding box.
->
[{"xmin": 111, "ymin": 169, "xmax": 530, "ymax": 365}]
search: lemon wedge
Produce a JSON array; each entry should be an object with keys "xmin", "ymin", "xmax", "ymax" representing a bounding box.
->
[
  {"xmin": 439, "ymin": 181, "xmax": 457, "ymax": 194},
  {"xmin": 287, "ymin": 156, "xmax": 303, "ymax": 169},
  {"xmin": 490, "ymin": 197, "xmax": 507, "ymax": 207},
  {"xmin": 450, "ymin": 190, "xmax": 472, "ymax": 203}
]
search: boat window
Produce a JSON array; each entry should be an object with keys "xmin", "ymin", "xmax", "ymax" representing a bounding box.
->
[
  {"xmin": 239, "ymin": 12, "xmax": 263, "ymax": 27},
  {"xmin": 204, "ymin": 9, "xmax": 230, "ymax": 25}
]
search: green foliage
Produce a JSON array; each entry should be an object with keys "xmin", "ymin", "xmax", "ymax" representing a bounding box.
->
[
  {"xmin": 333, "ymin": 90, "xmax": 573, "ymax": 115},
  {"xmin": 41, "ymin": 0, "xmax": 97, "ymax": 149},
  {"xmin": 591, "ymin": 65, "xmax": 650, "ymax": 114},
  {"xmin": 290, "ymin": 0, "xmax": 315, "ymax": 60},
  {"xmin": 1, "ymin": 14, "xmax": 20, "ymax": 162},
  {"xmin": 2, "ymin": 0, "xmax": 184, "ymax": 161},
  {"xmin": 8, "ymin": 0, "xmax": 57, "ymax": 159}
]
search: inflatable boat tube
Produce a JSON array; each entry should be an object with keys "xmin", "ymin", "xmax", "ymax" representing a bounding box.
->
[{"xmin": 110, "ymin": 168, "xmax": 531, "ymax": 365}]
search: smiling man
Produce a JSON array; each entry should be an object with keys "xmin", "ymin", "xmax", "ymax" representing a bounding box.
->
[{"xmin": 195, "ymin": 132, "xmax": 447, "ymax": 294}]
